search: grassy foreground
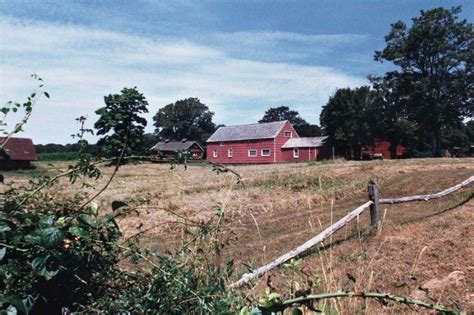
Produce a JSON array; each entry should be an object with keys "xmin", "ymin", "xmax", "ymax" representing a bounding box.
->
[{"xmin": 5, "ymin": 158, "xmax": 473, "ymax": 313}]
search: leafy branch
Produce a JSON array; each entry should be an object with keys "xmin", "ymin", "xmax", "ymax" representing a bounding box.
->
[{"xmin": 0, "ymin": 74, "xmax": 49, "ymax": 149}]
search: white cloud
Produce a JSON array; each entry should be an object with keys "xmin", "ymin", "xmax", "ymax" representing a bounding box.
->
[
  {"xmin": 0, "ymin": 17, "xmax": 366, "ymax": 144},
  {"xmin": 209, "ymin": 31, "xmax": 369, "ymax": 45}
]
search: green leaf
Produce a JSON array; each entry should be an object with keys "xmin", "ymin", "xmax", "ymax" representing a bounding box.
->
[
  {"xmin": 24, "ymin": 234, "xmax": 42, "ymax": 245},
  {"xmin": 249, "ymin": 307, "xmax": 262, "ymax": 315},
  {"xmin": 90, "ymin": 202, "xmax": 99, "ymax": 216},
  {"xmin": 239, "ymin": 306, "xmax": 249, "ymax": 315},
  {"xmin": 31, "ymin": 256, "xmax": 59, "ymax": 280},
  {"xmin": 5, "ymin": 305, "xmax": 18, "ymax": 315},
  {"xmin": 8, "ymin": 295, "xmax": 36, "ymax": 314},
  {"xmin": 0, "ymin": 224, "xmax": 11, "ymax": 233},
  {"xmin": 0, "ymin": 247, "xmax": 6, "ymax": 261},
  {"xmin": 38, "ymin": 227, "xmax": 63, "ymax": 248},
  {"xmin": 39, "ymin": 216, "xmax": 53, "ymax": 227},
  {"xmin": 31, "ymin": 257, "xmax": 46, "ymax": 273},
  {"xmin": 292, "ymin": 308, "xmax": 303, "ymax": 315},
  {"xmin": 68, "ymin": 226, "xmax": 89, "ymax": 238},
  {"xmin": 77, "ymin": 214, "xmax": 96, "ymax": 228},
  {"xmin": 268, "ymin": 292, "xmax": 280, "ymax": 301}
]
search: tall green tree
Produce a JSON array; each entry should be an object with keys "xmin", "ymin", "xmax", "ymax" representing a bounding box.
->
[
  {"xmin": 259, "ymin": 106, "xmax": 321, "ymax": 137},
  {"xmin": 374, "ymin": 6, "xmax": 473, "ymax": 156},
  {"xmin": 320, "ymin": 87, "xmax": 378, "ymax": 159},
  {"xmin": 94, "ymin": 87, "xmax": 148, "ymax": 157},
  {"xmin": 370, "ymin": 75, "xmax": 418, "ymax": 158},
  {"xmin": 153, "ymin": 97, "xmax": 216, "ymax": 144}
]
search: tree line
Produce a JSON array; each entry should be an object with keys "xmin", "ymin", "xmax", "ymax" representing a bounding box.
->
[
  {"xmin": 321, "ymin": 6, "xmax": 473, "ymax": 158},
  {"xmin": 36, "ymin": 6, "xmax": 473, "ymax": 159}
]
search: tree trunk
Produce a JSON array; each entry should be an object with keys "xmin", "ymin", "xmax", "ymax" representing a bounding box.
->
[
  {"xmin": 354, "ymin": 147, "xmax": 362, "ymax": 160},
  {"xmin": 389, "ymin": 141, "xmax": 399, "ymax": 159},
  {"xmin": 431, "ymin": 131, "xmax": 442, "ymax": 157}
]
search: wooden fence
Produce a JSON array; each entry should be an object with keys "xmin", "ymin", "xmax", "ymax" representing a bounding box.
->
[{"xmin": 229, "ymin": 175, "xmax": 474, "ymax": 288}]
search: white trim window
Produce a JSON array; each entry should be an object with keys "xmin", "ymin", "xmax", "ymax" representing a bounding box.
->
[
  {"xmin": 284, "ymin": 131, "xmax": 292, "ymax": 137},
  {"xmin": 228, "ymin": 148, "xmax": 233, "ymax": 157},
  {"xmin": 248, "ymin": 149, "xmax": 257, "ymax": 157},
  {"xmin": 219, "ymin": 142, "xmax": 225, "ymax": 147},
  {"xmin": 293, "ymin": 148, "xmax": 299, "ymax": 158},
  {"xmin": 213, "ymin": 149, "xmax": 218, "ymax": 158},
  {"xmin": 261, "ymin": 149, "xmax": 271, "ymax": 156}
]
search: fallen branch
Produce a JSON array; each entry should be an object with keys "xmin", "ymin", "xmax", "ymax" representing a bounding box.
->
[
  {"xmin": 380, "ymin": 175, "xmax": 474, "ymax": 204},
  {"xmin": 260, "ymin": 291, "xmax": 458, "ymax": 314},
  {"xmin": 229, "ymin": 201, "xmax": 373, "ymax": 288}
]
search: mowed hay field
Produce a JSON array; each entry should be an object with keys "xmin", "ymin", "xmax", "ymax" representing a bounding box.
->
[{"xmin": 6, "ymin": 158, "xmax": 474, "ymax": 313}]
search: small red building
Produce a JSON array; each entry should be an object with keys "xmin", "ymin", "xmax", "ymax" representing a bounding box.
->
[
  {"xmin": 206, "ymin": 120, "xmax": 328, "ymax": 164},
  {"xmin": 362, "ymin": 139, "xmax": 406, "ymax": 159},
  {"xmin": 0, "ymin": 137, "xmax": 37, "ymax": 170},
  {"xmin": 150, "ymin": 139, "xmax": 204, "ymax": 161}
]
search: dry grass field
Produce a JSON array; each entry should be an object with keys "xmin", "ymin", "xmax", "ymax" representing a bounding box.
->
[{"xmin": 5, "ymin": 158, "xmax": 474, "ymax": 313}]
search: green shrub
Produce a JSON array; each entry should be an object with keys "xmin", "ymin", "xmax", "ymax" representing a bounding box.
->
[{"xmin": 37, "ymin": 152, "xmax": 81, "ymax": 161}]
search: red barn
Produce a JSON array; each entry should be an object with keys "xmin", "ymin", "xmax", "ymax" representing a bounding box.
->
[
  {"xmin": 206, "ymin": 120, "xmax": 328, "ymax": 164},
  {"xmin": 362, "ymin": 139, "xmax": 406, "ymax": 159},
  {"xmin": 0, "ymin": 137, "xmax": 37, "ymax": 170},
  {"xmin": 150, "ymin": 140, "xmax": 204, "ymax": 161}
]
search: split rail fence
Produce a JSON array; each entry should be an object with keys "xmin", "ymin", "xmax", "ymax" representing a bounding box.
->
[{"xmin": 230, "ymin": 175, "xmax": 474, "ymax": 288}]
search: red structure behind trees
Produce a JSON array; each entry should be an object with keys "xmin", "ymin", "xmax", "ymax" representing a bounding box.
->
[
  {"xmin": 362, "ymin": 139, "xmax": 406, "ymax": 159},
  {"xmin": 0, "ymin": 137, "xmax": 37, "ymax": 170}
]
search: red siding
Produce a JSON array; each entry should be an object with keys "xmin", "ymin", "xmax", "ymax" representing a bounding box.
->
[
  {"xmin": 273, "ymin": 121, "xmax": 299, "ymax": 163},
  {"xmin": 207, "ymin": 139, "xmax": 275, "ymax": 164},
  {"xmin": 282, "ymin": 147, "xmax": 318, "ymax": 162},
  {"xmin": 206, "ymin": 121, "xmax": 333, "ymax": 164},
  {"xmin": 206, "ymin": 121, "xmax": 303, "ymax": 164},
  {"xmin": 0, "ymin": 160, "xmax": 33, "ymax": 170},
  {"xmin": 363, "ymin": 139, "xmax": 406, "ymax": 159}
]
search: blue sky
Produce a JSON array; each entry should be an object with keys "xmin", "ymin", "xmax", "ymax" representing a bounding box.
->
[{"xmin": 1, "ymin": 0, "xmax": 472, "ymax": 144}]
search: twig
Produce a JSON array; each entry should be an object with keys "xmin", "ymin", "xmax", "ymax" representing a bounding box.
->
[
  {"xmin": 261, "ymin": 291, "xmax": 457, "ymax": 314},
  {"xmin": 75, "ymin": 132, "xmax": 129, "ymax": 211},
  {"xmin": 0, "ymin": 242, "xmax": 28, "ymax": 252},
  {"xmin": 121, "ymin": 220, "xmax": 203, "ymax": 244},
  {"xmin": 17, "ymin": 155, "xmax": 152, "ymax": 206},
  {"xmin": 207, "ymin": 161, "xmax": 244, "ymax": 187}
]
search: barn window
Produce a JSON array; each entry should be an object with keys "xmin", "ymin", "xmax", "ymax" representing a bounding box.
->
[
  {"xmin": 284, "ymin": 131, "xmax": 292, "ymax": 137},
  {"xmin": 228, "ymin": 148, "xmax": 233, "ymax": 157},
  {"xmin": 293, "ymin": 148, "xmax": 299, "ymax": 158},
  {"xmin": 220, "ymin": 142, "xmax": 225, "ymax": 147},
  {"xmin": 261, "ymin": 149, "xmax": 271, "ymax": 156},
  {"xmin": 213, "ymin": 150, "xmax": 218, "ymax": 158},
  {"xmin": 248, "ymin": 149, "xmax": 257, "ymax": 157}
]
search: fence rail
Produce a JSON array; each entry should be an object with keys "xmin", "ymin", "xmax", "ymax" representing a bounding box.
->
[
  {"xmin": 379, "ymin": 175, "xmax": 474, "ymax": 204},
  {"xmin": 229, "ymin": 175, "xmax": 474, "ymax": 288}
]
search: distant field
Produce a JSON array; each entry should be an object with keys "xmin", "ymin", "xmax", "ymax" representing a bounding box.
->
[{"xmin": 4, "ymin": 158, "xmax": 474, "ymax": 313}]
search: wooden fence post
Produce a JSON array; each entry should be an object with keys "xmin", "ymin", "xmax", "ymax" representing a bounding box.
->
[{"xmin": 368, "ymin": 180, "xmax": 380, "ymax": 229}]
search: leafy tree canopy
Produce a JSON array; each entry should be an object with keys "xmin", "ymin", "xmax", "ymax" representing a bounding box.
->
[
  {"xmin": 94, "ymin": 87, "xmax": 148, "ymax": 157},
  {"xmin": 320, "ymin": 87, "xmax": 378, "ymax": 159},
  {"xmin": 259, "ymin": 106, "xmax": 321, "ymax": 137},
  {"xmin": 153, "ymin": 97, "xmax": 216, "ymax": 144},
  {"xmin": 374, "ymin": 6, "xmax": 473, "ymax": 156}
]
